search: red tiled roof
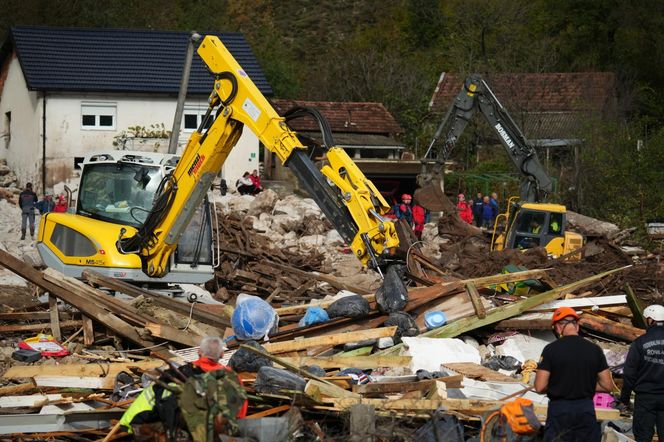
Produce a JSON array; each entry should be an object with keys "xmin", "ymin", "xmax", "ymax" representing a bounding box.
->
[
  {"xmin": 271, "ymin": 99, "xmax": 403, "ymax": 136},
  {"xmin": 429, "ymin": 72, "xmax": 616, "ymax": 114}
]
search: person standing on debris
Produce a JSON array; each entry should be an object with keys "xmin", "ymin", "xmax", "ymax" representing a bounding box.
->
[
  {"xmin": 456, "ymin": 193, "xmax": 473, "ymax": 224},
  {"xmin": 473, "ymin": 192, "xmax": 484, "ymax": 227},
  {"xmin": 53, "ymin": 194, "xmax": 68, "ymax": 213},
  {"xmin": 481, "ymin": 195, "xmax": 494, "ymax": 229},
  {"xmin": 395, "ymin": 193, "xmax": 414, "ymax": 226},
  {"xmin": 120, "ymin": 336, "xmax": 247, "ymax": 439},
  {"xmin": 36, "ymin": 193, "xmax": 55, "ymax": 214},
  {"xmin": 620, "ymin": 304, "xmax": 664, "ymax": 442},
  {"xmin": 535, "ymin": 307, "xmax": 613, "ymax": 442},
  {"xmin": 490, "ymin": 191, "xmax": 500, "ymax": 218},
  {"xmin": 18, "ymin": 182, "xmax": 38, "ymax": 240},
  {"xmin": 412, "ymin": 199, "xmax": 429, "ymax": 240}
]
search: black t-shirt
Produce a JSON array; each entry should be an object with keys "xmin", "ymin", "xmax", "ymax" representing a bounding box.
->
[{"xmin": 538, "ymin": 335, "xmax": 608, "ymax": 400}]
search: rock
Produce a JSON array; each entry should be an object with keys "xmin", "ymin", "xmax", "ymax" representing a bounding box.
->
[
  {"xmin": 248, "ymin": 189, "xmax": 279, "ymax": 216},
  {"xmin": 324, "ymin": 230, "xmax": 344, "ymax": 246},
  {"xmin": 272, "ymin": 213, "xmax": 302, "ymax": 234},
  {"xmin": 567, "ymin": 211, "xmax": 620, "ymax": 237},
  {"xmin": 0, "ymin": 164, "xmax": 12, "ymax": 176},
  {"xmin": 299, "ymin": 235, "xmax": 326, "ymax": 248},
  {"xmin": 225, "ymin": 194, "xmax": 254, "ymax": 213}
]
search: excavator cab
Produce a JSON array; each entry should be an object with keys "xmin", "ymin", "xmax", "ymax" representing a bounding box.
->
[
  {"xmin": 491, "ymin": 200, "xmax": 583, "ymax": 260},
  {"xmin": 37, "ymin": 151, "xmax": 217, "ymax": 286}
]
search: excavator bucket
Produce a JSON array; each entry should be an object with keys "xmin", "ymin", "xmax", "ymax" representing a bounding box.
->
[{"xmin": 414, "ymin": 180, "xmax": 448, "ymax": 212}]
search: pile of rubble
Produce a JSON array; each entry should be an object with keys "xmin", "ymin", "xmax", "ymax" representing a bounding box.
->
[{"xmin": 0, "ymin": 187, "xmax": 659, "ymax": 440}]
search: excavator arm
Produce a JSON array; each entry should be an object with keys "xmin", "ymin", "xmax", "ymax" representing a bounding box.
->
[
  {"xmin": 417, "ymin": 74, "xmax": 553, "ymax": 208},
  {"xmin": 119, "ymin": 36, "xmax": 398, "ymax": 278}
]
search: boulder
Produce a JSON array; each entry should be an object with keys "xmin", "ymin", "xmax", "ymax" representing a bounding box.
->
[
  {"xmin": 248, "ymin": 189, "xmax": 279, "ymax": 216},
  {"xmin": 324, "ymin": 229, "xmax": 344, "ymax": 246}
]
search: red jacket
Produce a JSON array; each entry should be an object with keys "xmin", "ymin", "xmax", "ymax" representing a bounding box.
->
[
  {"xmin": 412, "ymin": 205, "xmax": 427, "ymax": 233},
  {"xmin": 192, "ymin": 357, "xmax": 248, "ymax": 418},
  {"xmin": 457, "ymin": 201, "xmax": 473, "ymax": 224}
]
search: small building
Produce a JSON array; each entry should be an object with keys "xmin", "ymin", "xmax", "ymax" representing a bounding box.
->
[
  {"xmin": 428, "ymin": 71, "xmax": 618, "ymax": 162},
  {"xmin": 269, "ymin": 99, "xmax": 412, "ymax": 200},
  {"xmin": 0, "ymin": 26, "xmax": 272, "ymax": 192}
]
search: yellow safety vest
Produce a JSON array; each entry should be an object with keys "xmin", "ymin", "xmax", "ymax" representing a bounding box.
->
[{"xmin": 119, "ymin": 384, "xmax": 172, "ymax": 433}]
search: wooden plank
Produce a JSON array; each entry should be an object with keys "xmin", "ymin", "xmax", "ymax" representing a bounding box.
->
[
  {"xmin": 3, "ymin": 360, "xmax": 164, "ymax": 379},
  {"xmin": 0, "ymin": 381, "xmax": 36, "ymax": 397},
  {"xmin": 276, "ymin": 294, "xmax": 376, "ymax": 316},
  {"xmin": 529, "ymin": 295, "xmax": 627, "ymax": 311},
  {"xmin": 443, "ymin": 362, "xmax": 519, "ymax": 382},
  {"xmin": 305, "ymin": 379, "xmax": 360, "ymax": 399},
  {"xmin": 579, "ymin": 313, "xmax": 645, "ymax": 342},
  {"xmin": 377, "ymin": 266, "xmax": 630, "ymax": 355},
  {"xmin": 0, "ymin": 250, "xmax": 154, "ymax": 347},
  {"xmin": 625, "ymin": 283, "xmax": 647, "ymax": 329},
  {"xmin": 245, "ymin": 405, "xmax": 291, "ymax": 419},
  {"xmin": 349, "ymin": 404, "xmax": 376, "ymax": 442},
  {"xmin": 48, "ymin": 295, "xmax": 61, "ymax": 340},
  {"xmin": 494, "ymin": 313, "xmax": 551, "ymax": 330},
  {"xmin": 279, "ymin": 355, "xmax": 411, "ymax": 369},
  {"xmin": 144, "ymin": 323, "xmax": 202, "ymax": 347},
  {"xmin": 0, "ymin": 312, "xmax": 72, "ymax": 321},
  {"xmin": 352, "ymin": 376, "xmax": 463, "ymax": 395},
  {"xmin": 34, "ymin": 376, "xmax": 113, "ymax": 390},
  {"xmin": 324, "ymin": 398, "xmax": 620, "ymax": 421},
  {"xmin": 82, "ymin": 270, "xmax": 232, "ymax": 328},
  {"xmin": 0, "ymin": 320, "xmax": 81, "ymax": 333},
  {"xmin": 0, "ymin": 394, "xmax": 62, "ymax": 408},
  {"xmin": 82, "ymin": 316, "xmax": 94, "ymax": 346},
  {"xmin": 269, "ymin": 261, "xmax": 372, "ymax": 295},
  {"xmin": 465, "ymin": 283, "xmax": 486, "ymax": 319},
  {"xmin": 263, "ymin": 327, "xmax": 397, "ymax": 354}
]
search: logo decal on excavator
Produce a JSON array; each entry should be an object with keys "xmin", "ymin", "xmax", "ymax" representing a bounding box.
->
[
  {"xmin": 494, "ymin": 123, "xmax": 515, "ymax": 149},
  {"xmin": 187, "ymin": 153, "xmax": 206, "ymax": 176}
]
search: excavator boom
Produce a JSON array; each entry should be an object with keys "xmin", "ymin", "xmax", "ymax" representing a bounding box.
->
[{"xmin": 119, "ymin": 36, "xmax": 399, "ymax": 278}]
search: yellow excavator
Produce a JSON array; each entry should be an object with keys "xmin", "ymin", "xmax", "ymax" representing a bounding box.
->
[
  {"xmin": 416, "ymin": 74, "xmax": 583, "ymax": 259},
  {"xmin": 37, "ymin": 36, "xmax": 401, "ymax": 293}
]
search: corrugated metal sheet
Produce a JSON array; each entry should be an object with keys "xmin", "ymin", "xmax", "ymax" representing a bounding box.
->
[{"xmin": 8, "ymin": 26, "xmax": 272, "ymax": 95}]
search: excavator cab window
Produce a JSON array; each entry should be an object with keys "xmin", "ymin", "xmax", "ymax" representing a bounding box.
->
[
  {"xmin": 513, "ymin": 210, "xmax": 547, "ymax": 249},
  {"xmin": 548, "ymin": 212, "xmax": 563, "ymax": 236}
]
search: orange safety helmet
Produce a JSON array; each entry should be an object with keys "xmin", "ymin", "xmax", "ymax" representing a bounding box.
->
[{"xmin": 551, "ymin": 307, "xmax": 579, "ymax": 324}]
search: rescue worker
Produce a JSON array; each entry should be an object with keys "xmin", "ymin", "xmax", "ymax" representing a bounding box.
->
[
  {"xmin": 456, "ymin": 193, "xmax": 473, "ymax": 224},
  {"xmin": 120, "ymin": 336, "xmax": 247, "ymax": 440},
  {"xmin": 620, "ymin": 304, "xmax": 664, "ymax": 442},
  {"xmin": 411, "ymin": 200, "xmax": 429, "ymax": 240},
  {"xmin": 535, "ymin": 307, "xmax": 613, "ymax": 442},
  {"xmin": 472, "ymin": 192, "xmax": 484, "ymax": 227},
  {"xmin": 395, "ymin": 194, "xmax": 413, "ymax": 225},
  {"xmin": 18, "ymin": 182, "xmax": 38, "ymax": 240}
]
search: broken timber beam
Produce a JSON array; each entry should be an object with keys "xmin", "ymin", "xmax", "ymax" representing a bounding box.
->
[
  {"xmin": 263, "ymin": 327, "xmax": 397, "ymax": 354},
  {"xmin": 378, "ymin": 266, "xmax": 630, "ymax": 355},
  {"xmin": 625, "ymin": 283, "xmax": 647, "ymax": 329},
  {"xmin": 578, "ymin": 313, "xmax": 645, "ymax": 342},
  {"xmin": 0, "ymin": 249, "xmax": 153, "ymax": 347},
  {"xmin": 82, "ymin": 270, "xmax": 232, "ymax": 328},
  {"xmin": 465, "ymin": 283, "xmax": 486, "ymax": 319}
]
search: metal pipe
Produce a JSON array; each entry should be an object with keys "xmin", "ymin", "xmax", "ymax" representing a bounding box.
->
[{"xmin": 168, "ymin": 31, "xmax": 202, "ymax": 154}]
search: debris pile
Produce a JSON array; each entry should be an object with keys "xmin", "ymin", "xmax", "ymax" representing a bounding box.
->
[{"xmin": 0, "ymin": 189, "xmax": 659, "ymax": 440}]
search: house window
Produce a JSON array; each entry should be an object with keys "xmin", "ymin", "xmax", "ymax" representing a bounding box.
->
[
  {"xmin": 81, "ymin": 102, "xmax": 116, "ymax": 130},
  {"xmin": 183, "ymin": 106, "xmax": 212, "ymax": 132}
]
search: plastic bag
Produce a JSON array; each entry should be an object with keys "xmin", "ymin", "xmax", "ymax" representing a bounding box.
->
[
  {"xmin": 254, "ymin": 367, "xmax": 306, "ymax": 394},
  {"xmin": 326, "ymin": 295, "xmax": 370, "ymax": 319},
  {"xmin": 384, "ymin": 311, "xmax": 419, "ymax": 341},
  {"xmin": 302, "ymin": 365, "xmax": 326, "ymax": 377},
  {"xmin": 229, "ymin": 340, "xmax": 273, "ymax": 373},
  {"xmin": 482, "ymin": 355, "xmax": 522, "ymax": 371},
  {"xmin": 375, "ymin": 265, "xmax": 408, "ymax": 313},
  {"xmin": 231, "ymin": 294, "xmax": 279, "ymax": 340},
  {"xmin": 413, "ymin": 412, "xmax": 465, "ymax": 442},
  {"xmin": 298, "ymin": 306, "xmax": 329, "ymax": 327}
]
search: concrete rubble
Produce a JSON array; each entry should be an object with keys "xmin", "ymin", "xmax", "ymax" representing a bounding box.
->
[{"xmin": 0, "ymin": 184, "xmax": 654, "ymax": 441}]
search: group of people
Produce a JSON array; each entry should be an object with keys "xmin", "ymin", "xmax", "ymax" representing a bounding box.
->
[
  {"xmin": 235, "ymin": 169, "xmax": 263, "ymax": 195},
  {"xmin": 534, "ymin": 304, "xmax": 664, "ymax": 442},
  {"xmin": 389, "ymin": 193, "xmax": 429, "ymax": 239},
  {"xmin": 455, "ymin": 191, "xmax": 500, "ymax": 228},
  {"xmin": 18, "ymin": 182, "xmax": 68, "ymax": 240}
]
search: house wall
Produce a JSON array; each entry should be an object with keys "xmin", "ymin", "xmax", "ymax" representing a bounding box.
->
[
  {"xmin": 44, "ymin": 93, "xmax": 259, "ymax": 191},
  {"xmin": 0, "ymin": 56, "xmax": 259, "ymax": 193},
  {"xmin": 0, "ymin": 56, "xmax": 42, "ymax": 188}
]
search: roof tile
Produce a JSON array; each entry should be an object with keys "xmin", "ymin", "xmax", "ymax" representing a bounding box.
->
[{"xmin": 6, "ymin": 26, "xmax": 272, "ymax": 95}]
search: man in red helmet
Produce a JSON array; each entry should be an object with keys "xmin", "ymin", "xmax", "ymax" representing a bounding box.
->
[
  {"xmin": 395, "ymin": 194, "xmax": 413, "ymax": 225},
  {"xmin": 535, "ymin": 307, "xmax": 613, "ymax": 441}
]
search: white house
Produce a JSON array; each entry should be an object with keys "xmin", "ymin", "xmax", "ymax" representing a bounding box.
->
[{"xmin": 0, "ymin": 26, "xmax": 273, "ymax": 193}]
